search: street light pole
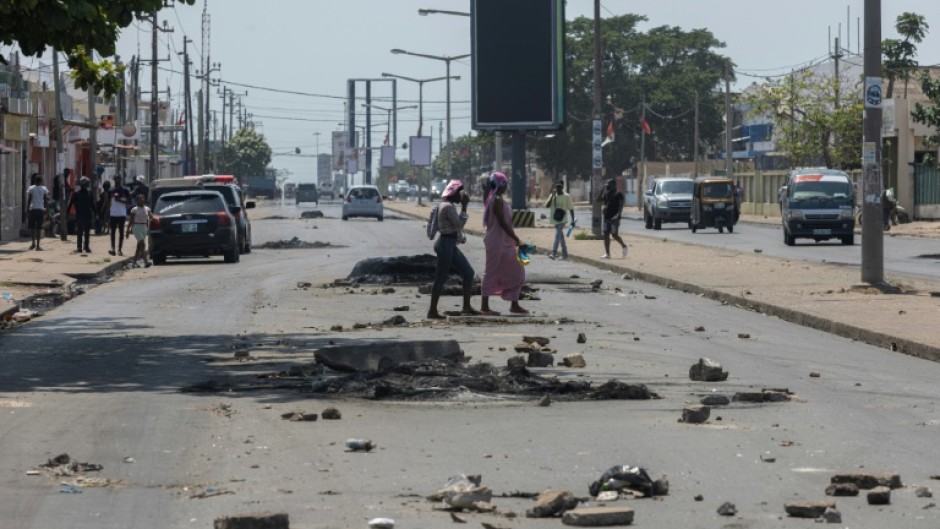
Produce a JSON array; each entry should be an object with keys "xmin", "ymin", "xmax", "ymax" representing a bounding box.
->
[
  {"xmin": 861, "ymin": 0, "xmax": 884, "ymax": 284},
  {"xmin": 390, "ymin": 49, "xmax": 470, "ymax": 178}
]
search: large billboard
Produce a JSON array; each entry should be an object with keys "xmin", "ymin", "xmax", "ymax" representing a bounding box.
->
[{"xmin": 472, "ymin": 0, "xmax": 565, "ymax": 131}]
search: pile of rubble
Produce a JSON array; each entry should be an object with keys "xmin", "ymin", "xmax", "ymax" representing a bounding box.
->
[{"xmin": 256, "ymin": 237, "xmax": 332, "ymax": 249}]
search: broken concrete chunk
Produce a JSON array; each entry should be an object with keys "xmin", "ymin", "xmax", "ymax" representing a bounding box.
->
[
  {"xmin": 694, "ymin": 326, "xmax": 705, "ymax": 332},
  {"xmin": 507, "ymin": 355, "xmax": 526, "ymax": 369},
  {"xmin": 784, "ymin": 500, "xmax": 836, "ymax": 518},
  {"xmin": 826, "ymin": 483, "xmax": 860, "ymax": 498},
  {"xmin": 821, "ymin": 507, "xmax": 841, "ymax": 523},
  {"xmin": 314, "ymin": 339, "xmax": 463, "ymax": 372},
  {"xmin": 916, "ymin": 486, "xmax": 933, "ymax": 498},
  {"xmin": 867, "ymin": 486, "xmax": 891, "ymax": 505},
  {"xmin": 681, "ymin": 404, "xmax": 710, "ymax": 424},
  {"xmin": 321, "ymin": 408, "xmax": 341, "ymax": 420},
  {"xmin": 737, "ymin": 333, "xmax": 750, "ymax": 339},
  {"xmin": 716, "ymin": 502, "xmax": 737, "ymax": 516},
  {"xmin": 561, "ymin": 507, "xmax": 634, "ymax": 526},
  {"xmin": 527, "ymin": 351, "xmax": 555, "ymax": 368},
  {"xmin": 514, "ymin": 342, "xmax": 539, "ymax": 352},
  {"xmin": 700, "ymin": 394, "xmax": 730, "ymax": 406},
  {"xmin": 213, "ymin": 511, "xmax": 290, "ymax": 529},
  {"xmin": 577, "ymin": 332, "xmax": 587, "ymax": 344},
  {"xmin": 563, "ymin": 354, "xmax": 587, "ymax": 368},
  {"xmin": 688, "ymin": 358, "xmax": 728, "ymax": 382},
  {"xmin": 526, "ymin": 489, "xmax": 580, "ymax": 518},
  {"xmin": 522, "ymin": 336, "xmax": 550, "ymax": 346},
  {"xmin": 831, "ymin": 472, "xmax": 902, "ymax": 490}
]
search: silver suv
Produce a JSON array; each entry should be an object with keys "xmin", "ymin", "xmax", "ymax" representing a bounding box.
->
[{"xmin": 643, "ymin": 177, "xmax": 694, "ymax": 230}]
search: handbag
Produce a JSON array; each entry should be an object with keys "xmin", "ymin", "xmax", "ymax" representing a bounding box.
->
[{"xmin": 552, "ymin": 197, "xmax": 566, "ymax": 222}]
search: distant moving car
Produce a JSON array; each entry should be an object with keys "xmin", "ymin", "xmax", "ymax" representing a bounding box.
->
[
  {"xmin": 296, "ymin": 183, "xmax": 319, "ymax": 205},
  {"xmin": 644, "ymin": 177, "xmax": 694, "ymax": 230},
  {"xmin": 151, "ymin": 175, "xmax": 255, "ymax": 254},
  {"xmin": 149, "ymin": 190, "xmax": 240, "ymax": 264},
  {"xmin": 319, "ymin": 181, "xmax": 335, "ymax": 200},
  {"xmin": 342, "ymin": 185, "xmax": 384, "ymax": 221},
  {"xmin": 394, "ymin": 181, "xmax": 410, "ymax": 199}
]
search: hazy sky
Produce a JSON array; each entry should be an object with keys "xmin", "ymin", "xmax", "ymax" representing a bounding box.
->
[{"xmin": 110, "ymin": 0, "xmax": 940, "ymax": 181}]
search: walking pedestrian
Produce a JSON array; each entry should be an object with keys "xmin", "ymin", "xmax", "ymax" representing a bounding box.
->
[
  {"xmin": 479, "ymin": 172, "xmax": 527, "ymax": 316},
  {"xmin": 545, "ymin": 180, "xmax": 575, "ymax": 260},
  {"xmin": 598, "ymin": 178, "xmax": 628, "ymax": 259},
  {"xmin": 66, "ymin": 177, "xmax": 96, "ymax": 253},
  {"xmin": 98, "ymin": 180, "xmax": 111, "ymax": 235},
  {"xmin": 427, "ymin": 179, "xmax": 478, "ymax": 320},
  {"xmin": 25, "ymin": 173, "xmax": 49, "ymax": 251},
  {"xmin": 105, "ymin": 177, "xmax": 131, "ymax": 256},
  {"xmin": 132, "ymin": 175, "xmax": 150, "ymax": 204},
  {"xmin": 125, "ymin": 194, "xmax": 152, "ymax": 268}
]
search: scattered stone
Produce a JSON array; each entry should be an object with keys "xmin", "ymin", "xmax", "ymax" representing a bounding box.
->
[
  {"xmin": 689, "ymin": 358, "xmax": 728, "ymax": 382},
  {"xmin": 345, "ymin": 438, "xmax": 375, "ymax": 452},
  {"xmin": 694, "ymin": 325, "xmax": 705, "ymax": 332},
  {"xmin": 526, "ymin": 489, "xmax": 580, "ymax": 518},
  {"xmin": 450, "ymin": 512, "xmax": 466, "ymax": 523},
  {"xmin": 652, "ymin": 477, "xmax": 669, "ymax": 496},
  {"xmin": 680, "ymin": 404, "xmax": 710, "ymax": 424},
  {"xmin": 330, "ymin": 325, "xmax": 343, "ymax": 332},
  {"xmin": 700, "ymin": 394, "xmax": 730, "ymax": 406},
  {"xmin": 213, "ymin": 512, "xmax": 289, "ymax": 529},
  {"xmin": 753, "ymin": 248, "xmax": 763, "ymax": 253},
  {"xmin": 296, "ymin": 281, "xmax": 312, "ymax": 288},
  {"xmin": 514, "ymin": 342, "xmax": 539, "ymax": 352},
  {"xmin": 321, "ymin": 408, "xmax": 341, "ymax": 420},
  {"xmin": 561, "ymin": 507, "xmax": 633, "ymax": 526},
  {"xmin": 831, "ymin": 472, "xmax": 902, "ymax": 489},
  {"xmin": 382, "ymin": 287, "xmax": 396, "ymax": 294},
  {"xmin": 393, "ymin": 305, "xmax": 410, "ymax": 312},
  {"xmin": 314, "ymin": 339, "xmax": 463, "ymax": 372},
  {"xmin": 694, "ymin": 495, "xmax": 704, "ymax": 502},
  {"xmin": 868, "ymin": 486, "xmax": 891, "ymax": 505},
  {"xmin": 523, "ymin": 336, "xmax": 550, "ymax": 346},
  {"xmin": 538, "ymin": 395, "xmax": 552, "ymax": 407},
  {"xmin": 352, "ymin": 322, "xmax": 369, "ymax": 329},
  {"xmin": 809, "ymin": 371, "xmax": 821, "ymax": 378},
  {"xmin": 596, "ymin": 491, "xmax": 619, "ymax": 502},
  {"xmin": 507, "ymin": 355, "xmax": 526, "ymax": 369},
  {"xmin": 281, "ymin": 412, "xmax": 317, "ymax": 422},
  {"xmin": 821, "ymin": 507, "xmax": 841, "ymax": 523},
  {"xmin": 123, "ymin": 457, "xmax": 135, "ymax": 464},
  {"xmin": 916, "ymin": 486, "xmax": 933, "ymax": 498},
  {"xmin": 621, "ymin": 273, "xmax": 632, "ymax": 280},
  {"xmin": 737, "ymin": 333, "xmax": 750, "ymax": 339},
  {"xmin": 760, "ymin": 453, "xmax": 776, "ymax": 463},
  {"xmin": 925, "ymin": 503, "xmax": 937, "ymax": 509},
  {"xmin": 300, "ymin": 210, "xmax": 324, "ymax": 218},
  {"xmin": 825, "ymin": 483, "xmax": 859, "ymax": 497},
  {"xmin": 644, "ymin": 295, "xmax": 656, "ymax": 300},
  {"xmin": 716, "ymin": 502, "xmax": 736, "ymax": 516},
  {"xmin": 563, "ymin": 354, "xmax": 587, "ymax": 368},
  {"xmin": 763, "ymin": 390, "xmax": 790, "ymax": 402},
  {"xmin": 590, "ymin": 279, "xmax": 603, "ymax": 290},
  {"xmin": 382, "ymin": 315, "xmax": 408, "ymax": 326},
  {"xmin": 576, "ymin": 332, "xmax": 587, "ymax": 344},
  {"xmin": 784, "ymin": 500, "xmax": 836, "ymax": 518},
  {"xmin": 527, "ymin": 351, "xmax": 555, "ymax": 368}
]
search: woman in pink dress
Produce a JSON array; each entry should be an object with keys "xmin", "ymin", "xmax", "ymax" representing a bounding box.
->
[{"xmin": 480, "ymin": 172, "xmax": 528, "ymax": 315}]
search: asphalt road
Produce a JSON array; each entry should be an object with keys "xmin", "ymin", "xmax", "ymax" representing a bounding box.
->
[{"xmin": 1, "ymin": 201, "xmax": 939, "ymax": 528}]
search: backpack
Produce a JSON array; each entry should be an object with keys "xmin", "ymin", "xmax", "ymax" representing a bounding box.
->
[{"xmin": 426, "ymin": 205, "xmax": 440, "ymax": 240}]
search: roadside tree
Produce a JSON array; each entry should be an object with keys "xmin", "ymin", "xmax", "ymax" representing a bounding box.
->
[
  {"xmin": 883, "ymin": 12, "xmax": 929, "ymax": 99},
  {"xmin": 217, "ymin": 128, "xmax": 273, "ymax": 179},
  {"xmin": 912, "ymin": 71, "xmax": 940, "ymax": 164},
  {"xmin": 0, "ymin": 0, "xmax": 195, "ymax": 97}
]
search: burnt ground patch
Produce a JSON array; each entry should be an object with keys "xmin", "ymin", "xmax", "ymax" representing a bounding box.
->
[{"xmin": 256, "ymin": 237, "xmax": 337, "ymax": 249}]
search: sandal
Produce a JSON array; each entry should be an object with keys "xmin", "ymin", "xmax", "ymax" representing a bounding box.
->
[{"xmin": 480, "ymin": 309, "xmax": 501, "ymax": 316}]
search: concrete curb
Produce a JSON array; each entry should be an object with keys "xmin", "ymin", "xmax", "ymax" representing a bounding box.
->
[{"xmin": 387, "ymin": 204, "xmax": 940, "ymax": 364}]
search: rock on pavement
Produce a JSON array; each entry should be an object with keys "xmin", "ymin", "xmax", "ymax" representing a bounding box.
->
[
  {"xmin": 526, "ymin": 489, "xmax": 580, "ymax": 518},
  {"xmin": 214, "ymin": 512, "xmax": 289, "ymax": 529},
  {"xmin": 867, "ymin": 486, "xmax": 891, "ymax": 505},
  {"xmin": 563, "ymin": 353, "xmax": 587, "ymax": 368},
  {"xmin": 688, "ymin": 358, "xmax": 728, "ymax": 382},
  {"xmin": 830, "ymin": 472, "xmax": 902, "ymax": 489},
  {"xmin": 562, "ymin": 506, "xmax": 634, "ymax": 526},
  {"xmin": 784, "ymin": 500, "xmax": 836, "ymax": 518},
  {"xmin": 680, "ymin": 404, "xmax": 710, "ymax": 424}
]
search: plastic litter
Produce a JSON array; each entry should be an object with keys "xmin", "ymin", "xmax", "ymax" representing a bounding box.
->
[
  {"xmin": 567, "ymin": 218, "xmax": 577, "ymax": 237},
  {"xmin": 517, "ymin": 243, "xmax": 536, "ymax": 266},
  {"xmin": 588, "ymin": 465, "xmax": 654, "ymax": 497},
  {"xmin": 345, "ymin": 438, "xmax": 375, "ymax": 452},
  {"xmin": 368, "ymin": 518, "xmax": 395, "ymax": 529}
]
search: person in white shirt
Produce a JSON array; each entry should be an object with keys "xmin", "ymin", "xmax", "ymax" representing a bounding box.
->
[
  {"xmin": 25, "ymin": 173, "xmax": 49, "ymax": 251},
  {"xmin": 125, "ymin": 194, "xmax": 153, "ymax": 268}
]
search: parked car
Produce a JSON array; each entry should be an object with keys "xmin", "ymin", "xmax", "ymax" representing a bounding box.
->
[
  {"xmin": 149, "ymin": 190, "xmax": 240, "ymax": 264},
  {"xmin": 296, "ymin": 183, "xmax": 319, "ymax": 205},
  {"xmin": 319, "ymin": 181, "xmax": 335, "ymax": 200},
  {"xmin": 779, "ymin": 168, "xmax": 855, "ymax": 246},
  {"xmin": 151, "ymin": 174, "xmax": 255, "ymax": 254},
  {"xmin": 342, "ymin": 185, "xmax": 384, "ymax": 221},
  {"xmin": 643, "ymin": 177, "xmax": 694, "ymax": 230}
]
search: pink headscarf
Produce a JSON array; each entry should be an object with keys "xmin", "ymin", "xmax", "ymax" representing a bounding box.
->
[
  {"xmin": 442, "ymin": 179, "xmax": 464, "ymax": 200},
  {"xmin": 483, "ymin": 172, "xmax": 508, "ymax": 227}
]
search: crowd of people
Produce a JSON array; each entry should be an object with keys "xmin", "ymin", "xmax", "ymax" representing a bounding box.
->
[
  {"xmin": 24, "ymin": 172, "xmax": 153, "ymax": 267},
  {"xmin": 427, "ymin": 173, "xmax": 629, "ymax": 319}
]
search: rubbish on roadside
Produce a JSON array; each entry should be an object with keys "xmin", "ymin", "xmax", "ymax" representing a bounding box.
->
[
  {"xmin": 39, "ymin": 454, "xmax": 103, "ymax": 476},
  {"xmin": 760, "ymin": 453, "xmax": 776, "ymax": 463},
  {"xmin": 345, "ymin": 438, "xmax": 375, "ymax": 452},
  {"xmin": 429, "ymin": 474, "xmax": 492, "ymax": 509},
  {"xmin": 281, "ymin": 412, "xmax": 317, "ymax": 422},
  {"xmin": 59, "ymin": 485, "xmax": 82, "ymax": 494},
  {"xmin": 717, "ymin": 502, "xmax": 737, "ymax": 516},
  {"xmin": 507, "ymin": 355, "xmax": 526, "ymax": 369},
  {"xmin": 190, "ymin": 487, "xmax": 235, "ymax": 499},
  {"xmin": 595, "ymin": 490, "xmax": 619, "ymax": 502},
  {"xmin": 588, "ymin": 465, "xmax": 655, "ymax": 497},
  {"xmin": 321, "ymin": 407, "xmax": 342, "ymax": 420},
  {"xmin": 368, "ymin": 518, "xmax": 395, "ymax": 529}
]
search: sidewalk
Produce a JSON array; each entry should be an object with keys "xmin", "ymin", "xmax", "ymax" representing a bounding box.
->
[
  {"xmin": 386, "ymin": 199, "xmax": 940, "ymax": 362},
  {"xmin": 0, "ymin": 233, "xmax": 132, "ymax": 321}
]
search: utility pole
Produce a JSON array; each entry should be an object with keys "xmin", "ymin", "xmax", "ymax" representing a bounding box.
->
[
  {"xmin": 724, "ymin": 66, "xmax": 733, "ymax": 180},
  {"xmin": 639, "ymin": 94, "xmax": 647, "ymax": 201},
  {"xmin": 197, "ymin": 88, "xmax": 204, "ymax": 173},
  {"xmin": 52, "ymin": 49, "xmax": 68, "ymax": 240},
  {"xmin": 181, "ymin": 37, "xmax": 195, "ymax": 175},
  {"xmin": 693, "ymin": 91, "xmax": 700, "ymax": 179},
  {"xmin": 861, "ymin": 0, "xmax": 884, "ymax": 284},
  {"xmin": 591, "ymin": 0, "xmax": 603, "ymax": 236},
  {"xmin": 218, "ymin": 86, "xmax": 228, "ymax": 149},
  {"xmin": 832, "ymin": 36, "xmax": 843, "ymax": 169},
  {"xmin": 87, "ymin": 70, "xmax": 97, "ymax": 183},
  {"xmin": 150, "ymin": 12, "xmax": 173, "ymax": 183}
]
